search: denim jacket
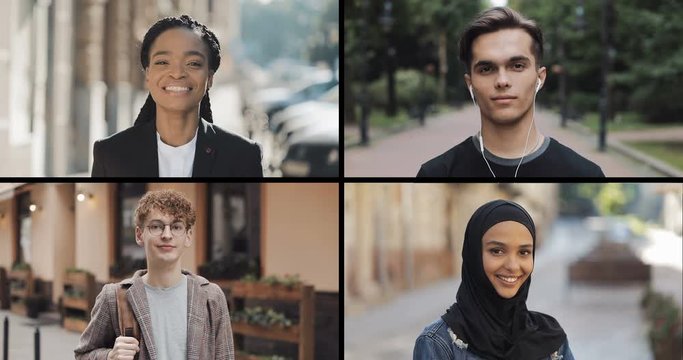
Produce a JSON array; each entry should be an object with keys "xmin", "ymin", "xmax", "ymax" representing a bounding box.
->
[{"xmin": 413, "ymin": 318, "xmax": 575, "ymax": 360}]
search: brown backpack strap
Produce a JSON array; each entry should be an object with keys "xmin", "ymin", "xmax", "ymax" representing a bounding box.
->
[{"xmin": 115, "ymin": 285, "xmax": 141, "ymax": 341}]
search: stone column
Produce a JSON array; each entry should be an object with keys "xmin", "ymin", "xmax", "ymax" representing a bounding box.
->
[
  {"xmin": 31, "ymin": 0, "xmax": 52, "ymax": 176},
  {"xmin": 0, "ymin": 2, "xmax": 14, "ymax": 175},
  {"xmin": 105, "ymin": 0, "xmax": 134, "ymax": 133},
  {"xmin": 75, "ymin": 0, "xmax": 108, "ymax": 174},
  {"xmin": 51, "ymin": 0, "xmax": 75, "ymax": 176},
  {"xmin": 7, "ymin": 0, "xmax": 34, "ymax": 174}
]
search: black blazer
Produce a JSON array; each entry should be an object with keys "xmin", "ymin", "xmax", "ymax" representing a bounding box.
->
[{"xmin": 92, "ymin": 119, "xmax": 263, "ymax": 177}]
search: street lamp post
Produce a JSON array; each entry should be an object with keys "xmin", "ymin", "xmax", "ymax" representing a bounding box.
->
[
  {"xmin": 380, "ymin": 0, "xmax": 396, "ymax": 117},
  {"xmin": 358, "ymin": 0, "xmax": 370, "ymax": 146},
  {"xmin": 599, "ymin": 0, "xmax": 614, "ymax": 151}
]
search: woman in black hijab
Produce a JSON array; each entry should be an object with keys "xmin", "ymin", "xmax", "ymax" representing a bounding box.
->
[{"xmin": 413, "ymin": 199, "xmax": 574, "ymax": 360}]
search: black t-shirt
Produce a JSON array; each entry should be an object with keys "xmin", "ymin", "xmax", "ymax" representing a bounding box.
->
[{"xmin": 417, "ymin": 135, "xmax": 605, "ymax": 177}]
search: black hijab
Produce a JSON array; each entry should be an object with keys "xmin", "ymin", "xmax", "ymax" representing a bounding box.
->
[{"xmin": 441, "ymin": 200, "xmax": 566, "ymax": 360}]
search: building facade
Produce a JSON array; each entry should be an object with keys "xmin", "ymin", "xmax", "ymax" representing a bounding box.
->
[{"xmin": 344, "ymin": 183, "xmax": 559, "ymax": 315}]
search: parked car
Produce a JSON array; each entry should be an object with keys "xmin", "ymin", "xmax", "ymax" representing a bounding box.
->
[
  {"xmin": 280, "ymin": 122, "xmax": 338, "ymax": 177},
  {"xmin": 267, "ymin": 80, "xmax": 337, "ymax": 120},
  {"xmin": 270, "ymin": 85, "xmax": 339, "ymax": 134}
]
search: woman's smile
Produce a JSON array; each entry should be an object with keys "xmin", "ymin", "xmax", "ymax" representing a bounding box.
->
[
  {"xmin": 495, "ymin": 274, "xmax": 522, "ymax": 285},
  {"xmin": 162, "ymin": 85, "xmax": 193, "ymax": 96}
]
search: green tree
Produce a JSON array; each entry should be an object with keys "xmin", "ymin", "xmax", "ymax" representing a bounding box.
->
[
  {"xmin": 344, "ymin": 0, "xmax": 482, "ymax": 124},
  {"xmin": 404, "ymin": 0, "xmax": 482, "ymax": 102},
  {"xmin": 512, "ymin": 0, "xmax": 683, "ymax": 124}
]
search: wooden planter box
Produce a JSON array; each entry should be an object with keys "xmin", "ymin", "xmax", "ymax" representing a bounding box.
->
[
  {"xmin": 63, "ymin": 296, "xmax": 90, "ymax": 310},
  {"xmin": 62, "ymin": 271, "xmax": 96, "ymax": 332},
  {"xmin": 232, "ymin": 322, "xmax": 300, "ymax": 343},
  {"xmin": 9, "ymin": 269, "xmax": 33, "ymax": 316},
  {"xmin": 223, "ymin": 280, "xmax": 315, "ymax": 360},
  {"xmin": 230, "ymin": 282, "xmax": 304, "ymax": 301},
  {"xmin": 0, "ymin": 267, "xmax": 8, "ymax": 310},
  {"xmin": 653, "ymin": 336, "xmax": 683, "ymax": 360},
  {"xmin": 569, "ymin": 241, "xmax": 650, "ymax": 284},
  {"xmin": 236, "ymin": 352, "xmax": 290, "ymax": 360}
]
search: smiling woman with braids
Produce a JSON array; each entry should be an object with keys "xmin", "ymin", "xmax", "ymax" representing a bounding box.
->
[{"xmin": 92, "ymin": 15, "xmax": 263, "ymax": 177}]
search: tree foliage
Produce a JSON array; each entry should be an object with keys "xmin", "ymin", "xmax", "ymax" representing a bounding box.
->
[
  {"xmin": 344, "ymin": 0, "xmax": 483, "ymax": 122},
  {"xmin": 512, "ymin": 0, "xmax": 683, "ymax": 123}
]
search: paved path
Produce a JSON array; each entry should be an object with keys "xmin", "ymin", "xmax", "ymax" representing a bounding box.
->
[
  {"xmin": 611, "ymin": 127, "xmax": 683, "ymax": 142},
  {"xmin": 344, "ymin": 219, "xmax": 683, "ymax": 359},
  {"xmin": 345, "ymin": 106, "xmax": 670, "ymax": 177},
  {"xmin": 0, "ymin": 310, "xmax": 82, "ymax": 359}
]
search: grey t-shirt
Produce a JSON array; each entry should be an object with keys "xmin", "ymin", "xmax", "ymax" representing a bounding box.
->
[{"xmin": 144, "ymin": 275, "xmax": 188, "ymax": 360}]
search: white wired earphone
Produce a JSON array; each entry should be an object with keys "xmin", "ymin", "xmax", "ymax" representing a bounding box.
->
[{"xmin": 469, "ymin": 78, "xmax": 542, "ymax": 177}]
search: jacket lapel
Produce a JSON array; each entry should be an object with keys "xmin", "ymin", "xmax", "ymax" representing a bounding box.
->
[
  {"xmin": 136, "ymin": 121, "xmax": 160, "ymax": 177},
  {"xmin": 185, "ymin": 270, "xmax": 209, "ymax": 360},
  {"xmin": 126, "ymin": 270, "xmax": 158, "ymax": 360},
  {"xmin": 192, "ymin": 119, "xmax": 218, "ymax": 177}
]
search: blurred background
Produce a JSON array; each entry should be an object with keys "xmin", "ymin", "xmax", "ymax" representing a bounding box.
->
[
  {"xmin": 0, "ymin": 182, "xmax": 339, "ymax": 358},
  {"xmin": 344, "ymin": 0, "xmax": 683, "ymax": 177},
  {"xmin": 0, "ymin": 0, "xmax": 339, "ymax": 177},
  {"xmin": 344, "ymin": 183, "xmax": 683, "ymax": 359}
]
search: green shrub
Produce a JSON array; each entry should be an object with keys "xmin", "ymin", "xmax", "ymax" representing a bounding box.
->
[{"xmin": 367, "ymin": 69, "xmax": 438, "ymax": 112}]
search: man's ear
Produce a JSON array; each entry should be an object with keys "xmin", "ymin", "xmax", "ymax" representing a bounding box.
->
[
  {"xmin": 184, "ymin": 228, "xmax": 193, "ymax": 248},
  {"xmin": 135, "ymin": 227, "xmax": 144, "ymax": 246},
  {"xmin": 464, "ymin": 73, "xmax": 472, "ymax": 89},
  {"xmin": 537, "ymin": 66, "xmax": 547, "ymax": 87}
]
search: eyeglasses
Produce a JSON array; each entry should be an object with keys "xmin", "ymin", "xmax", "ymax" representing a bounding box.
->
[{"xmin": 145, "ymin": 220, "xmax": 187, "ymax": 236}]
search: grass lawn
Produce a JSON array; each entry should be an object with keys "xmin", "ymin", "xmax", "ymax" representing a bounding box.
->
[
  {"xmin": 581, "ymin": 112, "xmax": 677, "ymax": 133},
  {"xmin": 626, "ymin": 141, "xmax": 683, "ymax": 171},
  {"xmin": 369, "ymin": 108, "xmax": 412, "ymax": 128}
]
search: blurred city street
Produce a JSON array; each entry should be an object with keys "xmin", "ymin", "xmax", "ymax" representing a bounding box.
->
[
  {"xmin": 344, "ymin": 217, "xmax": 683, "ymax": 360},
  {"xmin": 345, "ymin": 105, "xmax": 678, "ymax": 177}
]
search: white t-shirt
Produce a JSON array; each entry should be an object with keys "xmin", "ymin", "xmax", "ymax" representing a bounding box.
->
[{"xmin": 157, "ymin": 129, "xmax": 198, "ymax": 177}]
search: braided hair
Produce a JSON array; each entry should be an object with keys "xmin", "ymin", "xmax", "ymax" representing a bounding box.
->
[{"xmin": 134, "ymin": 14, "xmax": 221, "ymax": 126}]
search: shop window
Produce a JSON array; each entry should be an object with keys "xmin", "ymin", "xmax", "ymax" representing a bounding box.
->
[
  {"xmin": 200, "ymin": 184, "xmax": 261, "ymax": 279},
  {"xmin": 110, "ymin": 183, "xmax": 146, "ymax": 278}
]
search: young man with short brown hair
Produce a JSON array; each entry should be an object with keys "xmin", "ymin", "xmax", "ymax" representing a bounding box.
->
[
  {"xmin": 418, "ymin": 7, "xmax": 604, "ymax": 178},
  {"xmin": 75, "ymin": 189, "xmax": 234, "ymax": 360}
]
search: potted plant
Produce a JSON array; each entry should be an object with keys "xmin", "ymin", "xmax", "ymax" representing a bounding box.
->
[
  {"xmin": 64, "ymin": 268, "xmax": 95, "ymax": 312},
  {"xmin": 643, "ymin": 290, "xmax": 683, "ymax": 360}
]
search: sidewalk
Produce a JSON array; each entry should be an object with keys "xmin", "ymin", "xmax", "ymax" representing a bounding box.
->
[
  {"xmin": 344, "ymin": 218, "xmax": 682, "ymax": 359},
  {"xmin": 0, "ymin": 310, "xmax": 82, "ymax": 358},
  {"xmin": 345, "ymin": 106, "xmax": 672, "ymax": 177}
]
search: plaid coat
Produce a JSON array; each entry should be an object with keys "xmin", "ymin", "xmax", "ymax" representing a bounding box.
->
[{"xmin": 74, "ymin": 270, "xmax": 235, "ymax": 360}]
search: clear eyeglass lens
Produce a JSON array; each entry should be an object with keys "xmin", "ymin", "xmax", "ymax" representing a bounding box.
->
[{"xmin": 147, "ymin": 221, "xmax": 186, "ymax": 236}]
